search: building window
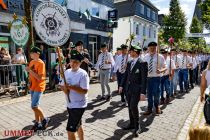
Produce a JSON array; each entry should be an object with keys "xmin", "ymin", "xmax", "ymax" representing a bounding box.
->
[
  {"xmin": 92, "ymin": 6, "xmax": 100, "ymax": 17},
  {"xmin": 152, "ymin": 11, "xmax": 155, "ymax": 20},
  {"xmin": 136, "ymin": 24, "xmax": 139, "ymax": 35},
  {"xmin": 149, "ymin": 28, "xmax": 151, "ymax": 38},
  {"xmin": 143, "ymin": 26, "xmax": 146, "ymax": 36},
  {"xmin": 140, "ymin": 4, "xmax": 144, "ymax": 14},
  {"xmin": 147, "ymin": 8, "xmax": 150, "ymax": 18}
]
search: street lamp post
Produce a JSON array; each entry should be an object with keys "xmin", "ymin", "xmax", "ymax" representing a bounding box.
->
[{"xmin": 24, "ymin": 0, "xmax": 34, "ymax": 60}]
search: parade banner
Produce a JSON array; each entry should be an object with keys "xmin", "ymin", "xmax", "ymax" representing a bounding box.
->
[
  {"xmin": 34, "ymin": 2, "xmax": 71, "ymax": 102},
  {"xmin": 33, "ymin": 2, "xmax": 71, "ymax": 47},
  {"xmin": 10, "ymin": 19, "xmax": 29, "ymax": 46}
]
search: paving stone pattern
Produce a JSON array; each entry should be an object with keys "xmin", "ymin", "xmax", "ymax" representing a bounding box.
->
[{"xmin": 0, "ymin": 82, "xmax": 200, "ymax": 140}]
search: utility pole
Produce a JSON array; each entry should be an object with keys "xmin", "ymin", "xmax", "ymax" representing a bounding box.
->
[{"xmin": 24, "ymin": 0, "xmax": 34, "ymax": 60}]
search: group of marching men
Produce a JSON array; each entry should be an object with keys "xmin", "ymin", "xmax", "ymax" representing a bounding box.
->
[
  {"xmin": 50, "ymin": 40, "xmax": 209, "ymax": 139},
  {"xmin": 25, "ymin": 40, "xmax": 209, "ymax": 139},
  {"xmin": 94, "ymin": 41, "xmax": 210, "ymax": 137}
]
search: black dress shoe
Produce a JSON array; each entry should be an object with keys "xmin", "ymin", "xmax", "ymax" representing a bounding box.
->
[
  {"xmin": 99, "ymin": 96, "xmax": 106, "ymax": 100},
  {"xmin": 133, "ymin": 129, "xmax": 141, "ymax": 137},
  {"xmin": 106, "ymin": 95, "xmax": 112, "ymax": 101},
  {"xmin": 160, "ymin": 99, "xmax": 165, "ymax": 105},
  {"xmin": 123, "ymin": 125, "xmax": 135, "ymax": 130}
]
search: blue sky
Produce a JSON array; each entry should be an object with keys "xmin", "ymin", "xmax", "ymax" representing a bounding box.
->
[{"xmin": 152, "ymin": 0, "xmax": 197, "ymax": 32}]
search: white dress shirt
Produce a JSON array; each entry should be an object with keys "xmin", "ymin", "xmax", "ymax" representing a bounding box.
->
[
  {"xmin": 143, "ymin": 53, "xmax": 166, "ymax": 77},
  {"xmin": 192, "ymin": 57, "xmax": 198, "ymax": 69},
  {"xmin": 172, "ymin": 55, "xmax": 181, "ymax": 69},
  {"xmin": 164, "ymin": 57, "xmax": 176, "ymax": 76},
  {"xmin": 96, "ymin": 52, "xmax": 115, "ymax": 70},
  {"xmin": 130, "ymin": 57, "xmax": 139, "ymax": 71},
  {"xmin": 113, "ymin": 54, "xmax": 132, "ymax": 73},
  {"xmin": 178, "ymin": 55, "xmax": 192, "ymax": 69},
  {"xmin": 196, "ymin": 55, "xmax": 202, "ymax": 65}
]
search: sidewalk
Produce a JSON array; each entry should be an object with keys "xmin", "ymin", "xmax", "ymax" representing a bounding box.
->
[
  {"xmin": 0, "ymin": 82, "xmax": 200, "ymax": 140},
  {"xmin": 177, "ymin": 92, "xmax": 206, "ymax": 140}
]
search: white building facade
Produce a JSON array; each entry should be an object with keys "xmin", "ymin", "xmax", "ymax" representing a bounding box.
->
[{"xmin": 113, "ymin": 0, "xmax": 159, "ymax": 50}]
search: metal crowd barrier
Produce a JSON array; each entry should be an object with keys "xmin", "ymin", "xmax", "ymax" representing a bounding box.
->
[{"xmin": 0, "ymin": 64, "xmax": 27, "ymax": 97}]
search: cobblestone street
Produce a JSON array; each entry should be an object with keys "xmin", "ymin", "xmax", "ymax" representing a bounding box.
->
[{"xmin": 0, "ymin": 82, "xmax": 201, "ymax": 140}]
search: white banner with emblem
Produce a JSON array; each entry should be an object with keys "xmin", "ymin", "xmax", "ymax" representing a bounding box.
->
[{"xmin": 33, "ymin": 2, "xmax": 71, "ymax": 47}]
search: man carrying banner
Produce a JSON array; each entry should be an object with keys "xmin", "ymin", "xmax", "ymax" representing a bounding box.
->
[
  {"xmin": 178, "ymin": 49, "xmax": 192, "ymax": 93},
  {"xmin": 113, "ymin": 44, "xmax": 131, "ymax": 106},
  {"xmin": 143, "ymin": 42, "xmax": 166, "ymax": 115},
  {"xmin": 60, "ymin": 50, "xmax": 90, "ymax": 140},
  {"xmin": 160, "ymin": 49, "xmax": 176, "ymax": 104},
  {"xmin": 170, "ymin": 48, "xmax": 181, "ymax": 96}
]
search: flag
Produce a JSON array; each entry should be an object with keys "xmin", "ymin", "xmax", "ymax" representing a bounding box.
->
[{"xmin": 84, "ymin": 9, "xmax": 91, "ymax": 21}]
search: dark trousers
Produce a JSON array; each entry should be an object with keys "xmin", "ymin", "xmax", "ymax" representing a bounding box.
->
[
  {"xmin": 117, "ymin": 71, "xmax": 126, "ymax": 102},
  {"xmin": 189, "ymin": 69, "xmax": 194, "ymax": 89},
  {"xmin": 16, "ymin": 65, "xmax": 27, "ymax": 88},
  {"xmin": 161, "ymin": 75, "xmax": 170, "ymax": 100},
  {"xmin": 147, "ymin": 77, "xmax": 161, "ymax": 110},
  {"xmin": 126, "ymin": 91, "xmax": 140, "ymax": 130},
  {"xmin": 204, "ymin": 61, "xmax": 208, "ymax": 70},
  {"xmin": 195, "ymin": 66, "xmax": 199, "ymax": 85},
  {"xmin": 179, "ymin": 69, "xmax": 189, "ymax": 91}
]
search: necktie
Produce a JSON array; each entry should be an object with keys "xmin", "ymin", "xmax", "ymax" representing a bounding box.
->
[
  {"xmin": 100, "ymin": 53, "xmax": 105, "ymax": 69},
  {"xmin": 120, "ymin": 56, "xmax": 125, "ymax": 73},
  {"xmin": 130, "ymin": 60, "xmax": 135, "ymax": 71},
  {"xmin": 182, "ymin": 56, "xmax": 185, "ymax": 67},
  {"xmin": 148, "ymin": 55, "xmax": 153, "ymax": 74}
]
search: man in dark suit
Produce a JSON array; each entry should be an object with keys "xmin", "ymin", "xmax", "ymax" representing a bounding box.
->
[{"xmin": 119, "ymin": 45, "xmax": 148, "ymax": 137}]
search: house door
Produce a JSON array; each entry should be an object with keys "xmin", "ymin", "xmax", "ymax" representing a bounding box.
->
[{"xmin": 88, "ymin": 36, "xmax": 97, "ymax": 64}]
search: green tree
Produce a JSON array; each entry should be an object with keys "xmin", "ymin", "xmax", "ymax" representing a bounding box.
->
[
  {"xmin": 158, "ymin": 29, "xmax": 165, "ymax": 45},
  {"xmin": 200, "ymin": 0, "xmax": 210, "ymax": 30},
  {"xmin": 162, "ymin": 0, "xmax": 187, "ymax": 42},
  {"xmin": 188, "ymin": 16, "xmax": 203, "ymax": 49}
]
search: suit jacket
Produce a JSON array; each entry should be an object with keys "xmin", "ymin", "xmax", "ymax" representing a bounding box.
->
[
  {"xmin": 80, "ymin": 52, "xmax": 91, "ymax": 72},
  {"xmin": 120, "ymin": 58, "xmax": 148, "ymax": 95}
]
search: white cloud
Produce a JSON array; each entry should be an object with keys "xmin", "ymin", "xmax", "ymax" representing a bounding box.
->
[{"xmin": 158, "ymin": 7, "xmax": 169, "ymax": 14}]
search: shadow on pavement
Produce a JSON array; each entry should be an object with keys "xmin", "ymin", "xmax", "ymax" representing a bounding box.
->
[
  {"xmin": 139, "ymin": 113, "xmax": 155, "ymax": 133},
  {"xmin": 86, "ymin": 95, "xmax": 109, "ymax": 111},
  {"xmin": 105, "ymin": 119, "xmax": 132, "ymax": 140},
  {"xmin": 85, "ymin": 100, "xmax": 125, "ymax": 123},
  {"xmin": 86, "ymin": 91, "xmax": 120, "ymax": 111},
  {"xmin": 106, "ymin": 111, "xmax": 156, "ymax": 140},
  {"xmin": 48, "ymin": 110, "xmax": 68, "ymax": 130},
  {"xmin": 175, "ymin": 92, "xmax": 186, "ymax": 99}
]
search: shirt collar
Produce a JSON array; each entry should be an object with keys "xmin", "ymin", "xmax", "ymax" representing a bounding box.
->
[{"xmin": 132, "ymin": 57, "xmax": 139, "ymax": 63}]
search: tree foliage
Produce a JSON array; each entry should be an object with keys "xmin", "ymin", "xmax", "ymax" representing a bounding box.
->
[
  {"xmin": 200, "ymin": 0, "xmax": 210, "ymax": 30},
  {"xmin": 162, "ymin": 0, "xmax": 187, "ymax": 42},
  {"xmin": 188, "ymin": 16, "xmax": 203, "ymax": 46}
]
